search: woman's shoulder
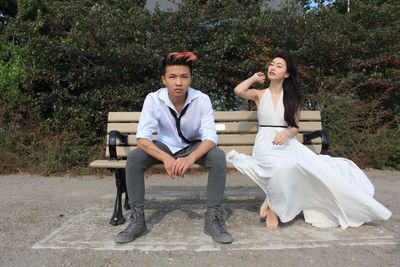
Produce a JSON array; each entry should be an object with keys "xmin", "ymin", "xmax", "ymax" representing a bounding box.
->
[
  {"xmin": 256, "ymin": 88, "xmax": 269, "ymax": 98},
  {"xmin": 253, "ymin": 88, "xmax": 268, "ymax": 105}
]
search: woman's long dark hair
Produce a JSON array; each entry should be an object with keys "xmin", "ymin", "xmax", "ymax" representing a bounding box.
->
[{"xmin": 274, "ymin": 52, "xmax": 302, "ymax": 128}]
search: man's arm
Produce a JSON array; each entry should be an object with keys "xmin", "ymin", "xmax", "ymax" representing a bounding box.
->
[
  {"xmin": 172, "ymin": 139, "xmax": 215, "ymax": 177},
  {"xmin": 137, "ymin": 138, "xmax": 177, "ymax": 177},
  {"xmin": 136, "ymin": 95, "xmax": 177, "ymax": 177},
  {"xmin": 172, "ymin": 95, "xmax": 218, "ymax": 176}
]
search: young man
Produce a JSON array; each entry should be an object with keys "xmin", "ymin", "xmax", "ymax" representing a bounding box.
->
[{"xmin": 114, "ymin": 52, "xmax": 233, "ymax": 244}]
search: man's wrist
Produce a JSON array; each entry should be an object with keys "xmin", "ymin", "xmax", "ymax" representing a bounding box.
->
[
  {"xmin": 161, "ymin": 152, "xmax": 174, "ymax": 162},
  {"xmin": 187, "ymin": 153, "xmax": 197, "ymax": 162}
]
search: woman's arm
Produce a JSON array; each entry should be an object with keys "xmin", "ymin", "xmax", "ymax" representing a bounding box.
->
[
  {"xmin": 273, "ymin": 110, "xmax": 301, "ymax": 145},
  {"xmin": 272, "ymin": 127, "xmax": 299, "ymax": 145},
  {"xmin": 234, "ymin": 72, "xmax": 266, "ymax": 102}
]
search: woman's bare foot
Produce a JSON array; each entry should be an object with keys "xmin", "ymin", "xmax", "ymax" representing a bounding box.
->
[
  {"xmin": 259, "ymin": 200, "xmax": 269, "ymax": 218},
  {"xmin": 265, "ymin": 208, "xmax": 279, "ymax": 230}
]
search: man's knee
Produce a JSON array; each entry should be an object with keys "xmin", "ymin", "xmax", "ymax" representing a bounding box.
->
[
  {"xmin": 206, "ymin": 147, "xmax": 226, "ymax": 166},
  {"xmin": 126, "ymin": 148, "xmax": 152, "ymax": 168}
]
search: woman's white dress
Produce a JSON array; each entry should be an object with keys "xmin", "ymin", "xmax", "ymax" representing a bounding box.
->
[{"xmin": 226, "ymin": 89, "xmax": 392, "ymax": 229}]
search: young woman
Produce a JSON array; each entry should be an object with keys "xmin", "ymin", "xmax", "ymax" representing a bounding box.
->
[{"xmin": 227, "ymin": 53, "xmax": 392, "ymax": 230}]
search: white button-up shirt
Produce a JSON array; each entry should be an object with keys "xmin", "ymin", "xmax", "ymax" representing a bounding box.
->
[{"xmin": 136, "ymin": 87, "xmax": 218, "ymax": 153}]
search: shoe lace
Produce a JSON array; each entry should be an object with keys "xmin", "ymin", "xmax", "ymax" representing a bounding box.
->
[
  {"xmin": 213, "ymin": 207, "xmax": 228, "ymax": 233},
  {"xmin": 119, "ymin": 207, "xmax": 144, "ymax": 235}
]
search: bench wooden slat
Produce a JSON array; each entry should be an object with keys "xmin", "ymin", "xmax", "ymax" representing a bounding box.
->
[
  {"xmin": 105, "ymin": 143, "xmax": 322, "ymax": 158},
  {"xmin": 218, "ymin": 121, "xmax": 322, "ymax": 133},
  {"xmin": 107, "ymin": 111, "xmax": 321, "ymax": 123},
  {"xmin": 107, "ymin": 121, "xmax": 322, "ymax": 134},
  {"xmin": 108, "ymin": 112, "xmax": 141, "ymax": 122},
  {"xmin": 214, "ymin": 110, "xmax": 321, "ymax": 121},
  {"xmin": 90, "ymin": 159, "xmax": 128, "ymax": 168},
  {"xmin": 296, "ymin": 110, "xmax": 321, "ymax": 120},
  {"xmin": 106, "ymin": 146, "xmax": 255, "ymax": 157},
  {"xmin": 107, "ymin": 134, "xmax": 257, "ymax": 145},
  {"xmin": 299, "ymin": 121, "xmax": 322, "ymax": 131},
  {"xmin": 214, "ymin": 111, "xmax": 258, "ymax": 121},
  {"xmin": 106, "ymin": 134, "xmax": 322, "ymax": 145},
  {"xmin": 107, "ymin": 123, "xmax": 138, "ymax": 133},
  {"xmin": 90, "ymin": 160, "xmax": 221, "ymax": 169}
]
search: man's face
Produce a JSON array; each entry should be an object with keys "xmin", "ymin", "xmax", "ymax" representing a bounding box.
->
[{"xmin": 162, "ymin": 65, "xmax": 192, "ymax": 99}]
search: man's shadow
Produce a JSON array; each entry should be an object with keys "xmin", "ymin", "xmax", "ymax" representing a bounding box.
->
[
  {"xmin": 138, "ymin": 203, "xmax": 238, "ymax": 231},
  {"xmin": 123, "ymin": 201, "xmax": 306, "ymax": 231},
  {"xmin": 139, "ymin": 202, "xmax": 302, "ymax": 231}
]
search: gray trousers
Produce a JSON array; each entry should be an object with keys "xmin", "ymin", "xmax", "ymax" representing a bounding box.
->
[{"xmin": 125, "ymin": 140, "xmax": 227, "ymax": 209}]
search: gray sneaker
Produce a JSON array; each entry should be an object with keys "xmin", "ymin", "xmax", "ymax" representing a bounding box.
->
[
  {"xmin": 204, "ymin": 207, "xmax": 233, "ymax": 244},
  {"xmin": 114, "ymin": 207, "xmax": 148, "ymax": 243}
]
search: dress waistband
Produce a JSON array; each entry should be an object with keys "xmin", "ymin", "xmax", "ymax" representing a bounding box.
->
[{"xmin": 259, "ymin": 125, "xmax": 288, "ymax": 128}]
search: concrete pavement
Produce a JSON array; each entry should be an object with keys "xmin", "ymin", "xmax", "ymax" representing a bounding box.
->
[{"xmin": 0, "ymin": 169, "xmax": 399, "ymax": 266}]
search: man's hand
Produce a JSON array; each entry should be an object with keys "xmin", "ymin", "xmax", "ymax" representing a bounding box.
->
[
  {"xmin": 172, "ymin": 154, "xmax": 196, "ymax": 177},
  {"xmin": 163, "ymin": 156, "xmax": 177, "ymax": 178},
  {"xmin": 272, "ymin": 130, "xmax": 292, "ymax": 145}
]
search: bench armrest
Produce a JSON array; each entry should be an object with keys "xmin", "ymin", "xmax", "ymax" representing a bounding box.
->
[
  {"xmin": 108, "ymin": 130, "xmax": 128, "ymax": 161},
  {"xmin": 302, "ymin": 130, "xmax": 329, "ymax": 155}
]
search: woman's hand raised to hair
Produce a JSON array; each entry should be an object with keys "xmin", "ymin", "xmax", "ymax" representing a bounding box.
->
[
  {"xmin": 252, "ymin": 72, "xmax": 266, "ymax": 84},
  {"xmin": 234, "ymin": 72, "xmax": 266, "ymax": 101}
]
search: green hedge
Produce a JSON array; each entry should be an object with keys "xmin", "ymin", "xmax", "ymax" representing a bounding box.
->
[{"xmin": 0, "ymin": 0, "xmax": 399, "ymax": 174}]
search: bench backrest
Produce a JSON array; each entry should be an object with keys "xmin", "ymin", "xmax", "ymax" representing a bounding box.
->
[{"xmin": 105, "ymin": 111, "xmax": 323, "ymax": 159}]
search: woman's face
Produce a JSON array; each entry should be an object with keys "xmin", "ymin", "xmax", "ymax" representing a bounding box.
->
[{"xmin": 267, "ymin": 57, "xmax": 289, "ymax": 81}]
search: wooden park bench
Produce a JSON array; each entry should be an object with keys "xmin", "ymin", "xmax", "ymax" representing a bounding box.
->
[{"xmin": 90, "ymin": 111, "xmax": 329, "ymax": 225}]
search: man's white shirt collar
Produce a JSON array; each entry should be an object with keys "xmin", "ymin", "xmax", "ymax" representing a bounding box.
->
[{"xmin": 158, "ymin": 87, "xmax": 199, "ymax": 112}]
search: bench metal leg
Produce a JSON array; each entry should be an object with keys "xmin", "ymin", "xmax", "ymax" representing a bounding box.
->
[
  {"xmin": 124, "ymin": 188, "xmax": 130, "ymax": 210},
  {"xmin": 110, "ymin": 168, "xmax": 126, "ymax": 226}
]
